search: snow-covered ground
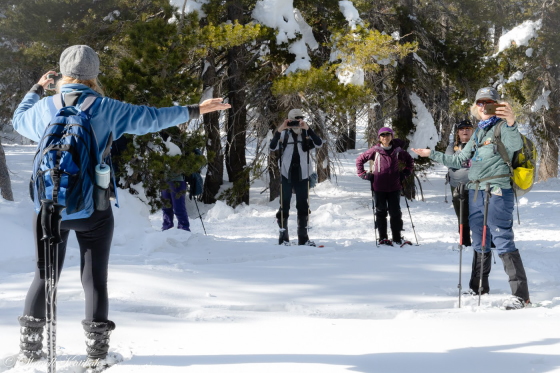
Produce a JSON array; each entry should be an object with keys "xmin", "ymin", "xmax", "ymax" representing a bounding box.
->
[{"xmin": 2, "ymin": 141, "xmax": 560, "ymax": 373}]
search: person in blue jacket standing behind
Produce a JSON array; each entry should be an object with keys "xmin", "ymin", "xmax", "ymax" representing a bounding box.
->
[
  {"xmin": 412, "ymin": 87, "xmax": 531, "ymax": 310},
  {"xmin": 11, "ymin": 45, "xmax": 230, "ymax": 367},
  {"xmin": 356, "ymin": 127, "xmax": 414, "ymax": 246}
]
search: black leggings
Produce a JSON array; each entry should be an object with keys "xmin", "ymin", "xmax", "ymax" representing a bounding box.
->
[{"xmin": 23, "ymin": 208, "xmax": 114, "ymax": 322}]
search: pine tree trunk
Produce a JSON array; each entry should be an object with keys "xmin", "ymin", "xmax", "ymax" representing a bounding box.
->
[
  {"xmin": 536, "ymin": 2, "xmax": 560, "ymax": 181},
  {"xmin": 0, "ymin": 143, "xmax": 14, "ymax": 201},
  {"xmin": 225, "ymin": 0, "xmax": 249, "ymax": 206},
  {"xmin": 348, "ymin": 111, "xmax": 356, "ymax": 150},
  {"xmin": 536, "ymin": 70, "xmax": 560, "ymax": 181},
  {"xmin": 201, "ymin": 54, "xmax": 224, "ymax": 204},
  {"xmin": 335, "ymin": 114, "xmax": 349, "ymax": 153},
  {"xmin": 395, "ymin": 0, "xmax": 415, "ymax": 200},
  {"xmin": 267, "ymin": 100, "xmax": 281, "ymax": 202},
  {"xmin": 538, "ymin": 136, "xmax": 559, "ymax": 181}
]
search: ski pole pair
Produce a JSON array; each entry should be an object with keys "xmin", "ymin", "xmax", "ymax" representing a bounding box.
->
[{"xmin": 39, "ymin": 199, "xmax": 65, "ymax": 373}]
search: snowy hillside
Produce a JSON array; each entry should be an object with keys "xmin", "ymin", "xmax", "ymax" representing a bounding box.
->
[{"xmin": 2, "ymin": 142, "xmax": 560, "ymax": 373}]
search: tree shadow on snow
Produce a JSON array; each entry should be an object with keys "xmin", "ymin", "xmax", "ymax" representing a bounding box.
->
[{"xmin": 123, "ymin": 338, "xmax": 560, "ymax": 373}]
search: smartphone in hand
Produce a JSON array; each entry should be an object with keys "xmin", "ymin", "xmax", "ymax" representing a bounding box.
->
[{"xmin": 483, "ymin": 103, "xmax": 506, "ymax": 115}]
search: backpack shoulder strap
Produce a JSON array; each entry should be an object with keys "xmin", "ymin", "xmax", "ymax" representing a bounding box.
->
[
  {"xmin": 492, "ymin": 122, "xmax": 513, "ymax": 170},
  {"xmin": 282, "ymin": 130, "xmax": 290, "ymax": 151},
  {"xmin": 53, "ymin": 93, "xmax": 64, "ymax": 110},
  {"xmin": 80, "ymin": 95, "xmax": 98, "ymax": 112}
]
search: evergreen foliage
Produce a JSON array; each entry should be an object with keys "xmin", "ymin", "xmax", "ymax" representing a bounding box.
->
[{"xmin": 2, "ymin": 0, "xmax": 559, "ymax": 206}]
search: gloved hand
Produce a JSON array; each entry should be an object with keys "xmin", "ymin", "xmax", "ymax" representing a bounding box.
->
[
  {"xmin": 399, "ymin": 170, "xmax": 411, "ymax": 183},
  {"xmin": 359, "ymin": 172, "xmax": 374, "ymax": 181}
]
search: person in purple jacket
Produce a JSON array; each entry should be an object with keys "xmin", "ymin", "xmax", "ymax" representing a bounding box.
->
[
  {"xmin": 11, "ymin": 45, "xmax": 230, "ymax": 367},
  {"xmin": 356, "ymin": 127, "xmax": 414, "ymax": 246}
]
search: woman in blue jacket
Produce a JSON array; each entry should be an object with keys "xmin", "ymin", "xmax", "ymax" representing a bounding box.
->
[{"xmin": 12, "ymin": 45, "xmax": 230, "ymax": 367}]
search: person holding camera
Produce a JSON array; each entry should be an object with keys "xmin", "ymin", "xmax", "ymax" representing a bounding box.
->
[
  {"xmin": 11, "ymin": 45, "xmax": 230, "ymax": 367},
  {"xmin": 269, "ymin": 109, "xmax": 323, "ymax": 246},
  {"xmin": 411, "ymin": 86, "xmax": 531, "ymax": 310},
  {"xmin": 356, "ymin": 127, "xmax": 414, "ymax": 246}
]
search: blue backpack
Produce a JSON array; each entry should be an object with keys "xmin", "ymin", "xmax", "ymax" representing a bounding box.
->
[{"xmin": 31, "ymin": 93, "xmax": 107, "ymax": 220}]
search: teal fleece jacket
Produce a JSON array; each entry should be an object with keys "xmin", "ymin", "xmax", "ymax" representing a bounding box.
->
[{"xmin": 430, "ymin": 119, "xmax": 522, "ymax": 190}]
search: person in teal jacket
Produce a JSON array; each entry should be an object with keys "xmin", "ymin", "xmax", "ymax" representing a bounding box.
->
[
  {"xmin": 412, "ymin": 87, "xmax": 530, "ymax": 310},
  {"xmin": 11, "ymin": 45, "xmax": 230, "ymax": 367}
]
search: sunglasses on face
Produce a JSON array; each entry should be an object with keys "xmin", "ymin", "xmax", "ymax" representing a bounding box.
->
[
  {"xmin": 379, "ymin": 133, "xmax": 392, "ymax": 137},
  {"xmin": 476, "ymin": 100, "xmax": 496, "ymax": 107},
  {"xmin": 295, "ymin": 116, "xmax": 305, "ymax": 120}
]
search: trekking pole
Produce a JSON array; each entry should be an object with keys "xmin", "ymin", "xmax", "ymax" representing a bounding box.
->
[
  {"xmin": 306, "ymin": 139, "xmax": 312, "ymax": 235},
  {"xmin": 403, "ymin": 196, "xmax": 419, "ymax": 245},
  {"xmin": 40, "ymin": 199, "xmax": 57, "ymax": 373},
  {"xmin": 278, "ymin": 132, "xmax": 286, "ymax": 244},
  {"xmin": 193, "ymin": 198, "xmax": 207, "ymax": 235},
  {"xmin": 478, "ymin": 183, "xmax": 492, "ymax": 306},
  {"xmin": 371, "ymin": 190, "xmax": 378, "ymax": 247},
  {"xmin": 457, "ymin": 183, "xmax": 465, "ymax": 308}
]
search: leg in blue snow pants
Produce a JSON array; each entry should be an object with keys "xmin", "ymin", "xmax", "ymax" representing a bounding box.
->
[
  {"xmin": 161, "ymin": 181, "xmax": 190, "ymax": 231},
  {"xmin": 469, "ymin": 188, "xmax": 529, "ymax": 301},
  {"xmin": 469, "ymin": 188, "xmax": 515, "ymax": 255}
]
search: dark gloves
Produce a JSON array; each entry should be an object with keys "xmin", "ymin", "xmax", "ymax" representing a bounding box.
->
[
  {"xmin": 359, "ymin": 172, "xmax": 374, "ymax": 181},
  {"xmin": 400, "ymin": 170, "xmax": 411, "ymax": 183}
]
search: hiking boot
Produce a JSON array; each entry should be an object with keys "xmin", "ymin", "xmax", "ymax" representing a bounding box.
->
[
  {"xmin": 469, "ymin": 251, "xmax": 491, "ymax": 295},
  {"xmin": 277, "ymin": 217, "xmax": 289, "ymax": 245},
  {"xmin": 379, "ymin": 238, "xmax": 393, "ymax": 246},
  {"xmin": 297, "ymin": 215, "xmax": 311, "ymax": 245},
  {"xmin": 82, "ymin": 320, "xmax": 116, "ymax": 361},
  {"xmin": 502, "ymin": 296, "xmax": 531, "ymax": 310},
  {"xmin": 17, "ymin": 315, "xmax": 46, "ymax": 363},
  {"xmin": 500, "ymin": 250, "xmax": 530, "ymax": 302}
]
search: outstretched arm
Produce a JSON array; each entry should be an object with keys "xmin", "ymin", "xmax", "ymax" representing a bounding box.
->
[{"xmin": 199, "ymin": 98, "xmax": 231, "ymax": 114}]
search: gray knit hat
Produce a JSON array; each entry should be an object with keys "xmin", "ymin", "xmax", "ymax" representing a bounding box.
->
[{"xmin": 59, "ymin": 45, "xmax": 100, "ymax": 80}]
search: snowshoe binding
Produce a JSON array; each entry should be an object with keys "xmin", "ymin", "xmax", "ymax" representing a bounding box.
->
[{"xmin": 378, "ymin": 238, "xmax": 393, "ymax": 246}]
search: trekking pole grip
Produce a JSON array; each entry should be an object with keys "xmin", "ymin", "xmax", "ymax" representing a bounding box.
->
[
  {"xmin": 52, "ymin": 204, "xmax": 66, "ymax": 244},
  {"xmin": 40, "ymin": 199, "xmax": 54, "ymax": 241}
]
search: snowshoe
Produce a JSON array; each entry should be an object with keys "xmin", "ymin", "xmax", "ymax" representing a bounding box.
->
[
  {"xmin": 393, "ymin": 238, "xmax": 412, "ymax": 247},
  {"xmin": 378, "ymin": 238, "xmax": 393, "ymax": 246},
  {"xmin": 299, "ymin": 240, "xmax": 316, "ymax": 246},
  {"xmin": 84, "ymin": 352, "xmax": 123, "ymax": 373},
  {"xmin": 502, "ymin": 296, "xmax": 531, "ymax": 310}
]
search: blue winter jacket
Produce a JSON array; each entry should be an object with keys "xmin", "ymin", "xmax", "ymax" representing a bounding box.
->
[{"xmin": 12, "ymin": 83, "xmax": 200, "ymax": 219}]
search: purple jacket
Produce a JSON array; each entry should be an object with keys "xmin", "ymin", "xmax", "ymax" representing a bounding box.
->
[{"xmin": 356, "ymin": 138, "xmax": 414, "ymax": 192}]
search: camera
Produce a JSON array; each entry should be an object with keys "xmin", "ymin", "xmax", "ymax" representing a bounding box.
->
[
  {"xmin": 47, "ymin": 73, "xmax": 61, "ymax": 90},
  {"xmin": 288, "ymin": 120, "xmax": 300, "ymax": 127},
  {"xmin": 483, "ymin": 103, "xmax": 506, "ymax": 115}
]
